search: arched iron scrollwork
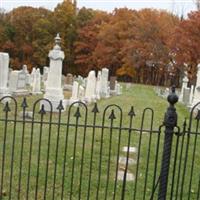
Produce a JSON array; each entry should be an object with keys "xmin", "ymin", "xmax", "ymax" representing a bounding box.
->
[{"xmin": 1, "ymin": 93, "xmax": 200, "ymax": 199}]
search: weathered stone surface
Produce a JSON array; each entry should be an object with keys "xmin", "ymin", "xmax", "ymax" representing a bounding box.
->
[
  {"xmin": 122, "ymin": 146, "xmax": 137, "ymax": 153},
  {"xmin": 119, "ymin": 156, "xmax": 137, "ymax": 165},
  {"xmin": 0, "ymin": 52, "xmax": 10, "ymax": 98},
  {"xmin": 42, "ymin": 34, "xmax": 66, "ymax": 112},
  {"xmin": 117, "ymin": 170, "xmax": 135, "ymax": 181}
]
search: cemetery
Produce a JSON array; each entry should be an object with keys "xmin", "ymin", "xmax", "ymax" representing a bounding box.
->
[{"xmin": 1, "ymin": 0, "xmax": 200, "ymax": 199}]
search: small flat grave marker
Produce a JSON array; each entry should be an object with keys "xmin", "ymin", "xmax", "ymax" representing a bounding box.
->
[
  {"xmin": 122, "ymin": 146, "xmax": 137, "ymax": 153},
  {"xmin": 117, "ymin": 170, "xmax": 135, "ymax": 181},
  {"xmin": 119, "ymin": 156, "xmax": 136, "ymax": 165}
]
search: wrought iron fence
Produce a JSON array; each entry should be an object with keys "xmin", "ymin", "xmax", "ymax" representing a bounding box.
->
[{"xmin": 0, "ymin": 88, "xmax": 200, "ymax": 199}]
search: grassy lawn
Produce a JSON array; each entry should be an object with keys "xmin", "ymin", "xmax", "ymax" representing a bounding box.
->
[{"xmin": 0, "ymin": 84, "xmax": 199, "ymax": 199}]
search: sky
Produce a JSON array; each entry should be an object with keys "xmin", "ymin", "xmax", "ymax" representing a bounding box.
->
[{"xmin": 0, "ymin": 0, "xmax": 197, "ymax": 17}]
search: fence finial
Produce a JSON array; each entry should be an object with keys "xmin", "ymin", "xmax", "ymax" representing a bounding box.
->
[
  {"xmin": 21, "ymin": 97, "xmax": 28, "ymax": 109},
  {"xmin": 39, "ymin": 104, "xmax": 46, "ymax": 115},
  {"xmin": 56, "ymin": 100, "xmax": 64, "ymax": 111},
  {"xmin": 109, "ymin": 109, "xmax": 116, "ymax": 120},
  {"xmin": 167, "ymin": 86, "xmax": 178, "ymax": 106},
  {"xmin": 74, "ymin": 107, "xmax": 81, "ymax": 118},
  {"xmin": 92, "ymin": 103, "xmax": 99, "ymax": 113},
  {"xmin": 128, "ymin": 106, "xmax": 135, "ymax": 117},
  {"xmin": 3, "ymin": 101, "xmax": 11, "ymax": 112}
]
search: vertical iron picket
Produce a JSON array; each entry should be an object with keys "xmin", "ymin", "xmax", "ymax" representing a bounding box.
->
[
  {"xmin": 34, "ymin": 104, "xmax": 46, "ymax": 200},
  {"xmin": 18, "ymin": 97, "xmax": 28, "ymax": 200},
  {"xmin": 104, "ymin": 109, "xmax": 116, "ymax": 200},
  {"xmin": 52, "ymin": 101, "xmax": 64, "ymax": 200},
  {"xmin": 112, "ymin": 105, "xmax": 123, "ymax": 200},
  {"xmin": 60, "ymin": 103, "xmax": 72, "ymax": 199},
  {"xmin": 7, "ymin": 97, "xmax": 17, "ymax": 200},
  {"xmin": 170, "ymin": 128, "xmax": 180, "ymax": 199},
  {"xmin": 175, "ymin": 119, "xmax": 186, "ymax": 200},
  {"xmin": 96, "ymin": 106, "xmax": 106, "ymax": 200},
  {"xmin": 187, "ymin": 111, "xmax": 200, "ymax": 199},
  {"xmin": 70, "ymin": 106, "xmax": 81, "ymax": 200},
  {"xmin": 43, "ymin": 99, "xmax": 53, "ymax": 200},
  {"xmin": 78, "ymin": 102, "xmax": 88, "ymax": 200},
  {"xmin": 87, "ymin": 103, "xmax": 99, "ymax": 200},
  {"xmin": 121, "ymin": 106, "xmax": 135, "ymax": 200},
  {"xmin": 142, "ymin": 108, "xmax": 154, "ymax": 200},
  {"xmin": 0, "ymin": 100, "xmax": 11, "ymax": 198}
]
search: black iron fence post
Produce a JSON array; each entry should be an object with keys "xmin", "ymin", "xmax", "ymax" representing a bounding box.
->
[{"xmin": 158, "ymin": 86, "xmax": 178, "ymax": 200}]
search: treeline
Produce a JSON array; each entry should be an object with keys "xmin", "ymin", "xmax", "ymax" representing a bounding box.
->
[{"xmin": 0, "ymin": 0, "xmax": 199, "ymax": 86}]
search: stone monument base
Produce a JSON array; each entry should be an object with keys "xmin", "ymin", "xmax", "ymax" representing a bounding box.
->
[{"xmin": 12, "ymin": 89, "xmax": 29, "ymax": 96}]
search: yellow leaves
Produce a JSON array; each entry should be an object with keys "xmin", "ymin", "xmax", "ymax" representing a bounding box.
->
[{"xmin": 116, "ymin": 64, "xmax": 135, "ymax": 78}]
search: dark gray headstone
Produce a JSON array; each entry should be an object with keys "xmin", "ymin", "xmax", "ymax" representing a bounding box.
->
[{"xmin": 110, "ymin": 76, "xmax": 117, "ymax": 90}]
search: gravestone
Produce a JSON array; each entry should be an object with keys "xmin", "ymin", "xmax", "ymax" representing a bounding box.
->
[
  {"xmin": 43, "ymin": 66, "xmax": 49, "ymax": 81},
  {"xmin": 78, "ymin": 85, "xmax": 85, "ymax": 102},
  {"xmin": 95, "ymin": 71, "xmax": 101, "ymax": 100},
  {"xmin": 85, "ymin": 70, "xmax": 96, "ymax": 103},
  {"xmin": 110, "ymin": 76, "xmax": 116, "ymax": 90},
  {"xmin": 64, "ymin": 73, "xmax": 73, "ymax": 90},
  {"xmin": 119, "ymin": 157, "xmax": 136, "ymax": 165},
  {"xmin": 122, "ymin": 146, "xmax": 137, "ymax": 153},
  {"xmin": 182, "ymin": 88, "xmax": 190, "ymax": 105},
  {"xmin": 192, "ymin": 64, "xmax": 200, "ymax": 108},
  {"xmin": 180, "ymin": 71, "xmax": 189, "ymax": 102},
  {"xmin": 42, "ymin": 66, "xmax": 49, "ymax": 91},
  {"xmin": 30, "ymin": 68, "xmax": 36, "ymax": 87},
  {"xmin": 0, "ymin": 52, "xmax": 10, "ymax": 99},
  {"xmin": 42, "ymin": 34, "xmax": 66, "ymax": 112},
  {"xmin": 116, "ymin": 83, "xmax": 122, "ymax": 95},
  {"xmin": 117, "ymin": 170, "xmax": 135, "ymax": 181},
  {"xmin": 126, "ymin": 83, "xmax": 132, "ymax": 90},
  {"xmin": 70, "ymin": 81, "xmax": 79, "ymax": 104},
  {"xmin": 22, "ymin": 65, "xmax": 30, "ymax": 84},
  {"xmin": 32, "ymin": 68, "xmax": 42, "ymax": 94},
  {"xmin": 9, "ymin": 70, "xmax": 29, "ymax": 96},
  {"xmin": 189, "ymin": 85, "xmax": 194, "ymax": 106},
  {"xmin": 100, "ymin": 68, "xmax": 110, "ymax": 98},
  {"xmin": 77, "ymin": 75, "xmax": 84, "ymax": 85}
]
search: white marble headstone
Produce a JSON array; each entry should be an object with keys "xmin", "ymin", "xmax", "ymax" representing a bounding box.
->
[
  {"xmin": 85, "ymin": 70, "xmax": 96, "ymax": 103},
  {"xmin": 0, "ymin": 52, "xmax": 10, "ymax": 98},
  {"xmin": 100, "ymin": 68, "xmax": 110, "ymax": 98}
]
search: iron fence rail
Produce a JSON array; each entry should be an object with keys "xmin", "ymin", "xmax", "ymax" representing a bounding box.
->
[{"xmin": 0, "ymin": 89, "xmax": 200, "ymax": 199}]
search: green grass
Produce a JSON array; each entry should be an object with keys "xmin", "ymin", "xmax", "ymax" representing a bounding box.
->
[{"xmin": 0, "ymin": 84, "xmax": 199, "ymax": 200}]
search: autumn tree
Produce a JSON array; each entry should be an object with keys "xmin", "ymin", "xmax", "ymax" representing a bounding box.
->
[
  {"xmin": 2, "ymin": 6, "xmax": 54, "ymax": 70},
  {"xmin": 170, "ymin": 11, "xmax": 200, "ymax": 84},
  {"xmin": 74, "ymin": 10, "xmax": 109, "ymax": 75},
  {"xmin": 93, "ymin": 8, "xmax": 137, "ymax": 76},
  {"xmin": 54, "ymin": 0, "xmax": 77, "ymax": 73},
  {"xmin": 120, "ymin": 9, "xmax": 179, "ymax": 85}
]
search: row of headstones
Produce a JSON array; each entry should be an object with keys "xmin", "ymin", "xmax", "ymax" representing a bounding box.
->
[
  {"xmin": 179, "ymin": 65, "xmax": 200, "ymax": 109},
  {"xmin": 63, "ymin": 69, "xmax": 123, "ymax": 105},
  {"xmin": 8, "ymin": 65, "xmax": 42, "ymax": 96},
  {"xmin": 5, "ymin": 65, "xmax": 43, "ymax": 96},
  {"xmin": 1, "ymin": 35, "xmax": 123, "ymax": 112},
  {"xmin": 155, "ymin": 64, "xmax": 200, "ymax": 109},
  {"xmin": 0, "ymin": 53, "xmax": 33, "ymax": 99},
  {"xmin": 6, "ymin": 67, "xmax": 122, "ymax": 103},
  {"xmin": 179, "ymin": 72, "xmax": 193, "ymax": 108},
  {"xmin": 0, "ymin": 52, "xmax": 122, "ymax": 103}
]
